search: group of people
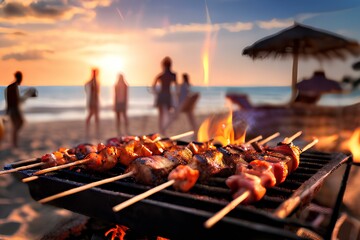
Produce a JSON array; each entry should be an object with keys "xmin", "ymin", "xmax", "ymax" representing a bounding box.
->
[
  {"xmin": 84, "ymin": 56, "xmax": 198, "ymax": 139},
  {"xmin": 152, "ymin": 56, "xmax": 198, "ymax": 135},
  {"xmin": 3, "ymin": 56, "xmax": 197, "ymax": 148},
  {"xmin": 84, "ymin": 68, "xmax": 129, "ymax": 139}
]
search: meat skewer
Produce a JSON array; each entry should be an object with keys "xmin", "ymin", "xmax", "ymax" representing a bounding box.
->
[
  {"xmin": 203, "ymin": 137, "xmax": 318, "ymax": 229},
  {"xmin": 21, "ymin": 132, "xmax": 193, "ymax": 182},
  {"xmin": 39, "ymin": 143, "xmax": 194, "ymax": 204},
  {"xmin": 111, "ymin": 134, "xmax": 271, "ymax": 212}
]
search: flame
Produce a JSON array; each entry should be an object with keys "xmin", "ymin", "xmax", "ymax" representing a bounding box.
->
[
  {"xmin": 197, "ymin": 108, "xmax": 247, "ymax": 146},
  {"xmin": 346, "ymin": 128, "xmax": 360, "ymax": 163},
  {"xmin": 313, "ymin": 134, "xmax": 338, "ymax": 151},
  {"xmin": 105, "ymin": 224, "xmax": 128, "ymax": 240},
  {"xmin": 201, "ymin": 0, "xmax": 217, "ymax": 86},
  {"xmin": 202, "ymin": 53, "xmax": 209, "ymax": 86}
]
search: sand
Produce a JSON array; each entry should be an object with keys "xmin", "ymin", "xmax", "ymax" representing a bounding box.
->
[{"xmin": 0, "ymin": 109, "xmax": 359, "ymax": 240}]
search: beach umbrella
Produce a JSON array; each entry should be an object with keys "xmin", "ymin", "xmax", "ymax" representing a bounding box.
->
[{"xmin": 242, "ymin": 22, "xmax": 360, "ymax": 102}]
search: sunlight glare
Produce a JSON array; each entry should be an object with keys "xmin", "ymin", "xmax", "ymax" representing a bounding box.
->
[{"xmin": 90, "ymin": 54, "xmax": 125, "ymax": 85}]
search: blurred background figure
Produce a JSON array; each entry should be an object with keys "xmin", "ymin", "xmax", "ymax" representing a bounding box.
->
[
  {"xmin": 164, "ymin": 73, "xmax": 199, "ymax": 135},
  {"xmin": 114, "ymin": 73, "xmax": 129, "ymax": 136},
  {"xmin": 180, "ymin": 73, "xmax": 198, "ymax": 133},
  {"xmin": 152, "ymin": 56, "xmax": 178, "ymax": 135},
  {"xmin": 4, "ymin": 71, "xmax": 37, "ymax": 148},
  {"xmin": 85, "ymin": 67, "xmax": 100, "ymax": 140},
  {"xmin": 294, "ymin": 70, "xmax": 343, "ymax": 105}
]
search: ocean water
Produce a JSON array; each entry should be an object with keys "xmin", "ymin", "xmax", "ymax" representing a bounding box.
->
[{"xmin": 0, "ymin": 85, "xmax": 359, "ymax": 123}]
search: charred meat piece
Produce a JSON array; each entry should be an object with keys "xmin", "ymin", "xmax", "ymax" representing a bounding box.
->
[
  {"xmin": 163, "ymin": 145, "xmax": 193, "ymax": 166},
  {"xmin": 168, "ymin": 165, "xmax": 200, "ymax": 192},
  {"xmin": 236, "ymin": 160, "xmax": 276, "ymax": 188},
  {"xmin": 74, "ymin": 143, "xmax": 98, "ymax": 159},
  {"xmin": 188, "ymin": 149, "xmax": 232, "ymax": 180},
  {"xmin": 126, "ymin": 155, "xmax": 177, "ymax": 186},
  {"xmin": 85, "ymin": 146, "xmax": 119, "ymax": 172},
  {"xmin": 226, "ymin": 173, "xmax": 266, "ymax": 205},
  {"xmin": 267, "ymin": 142, "xmax": 301, "ymax": 172},
  {"xmin": 126, "ymin": 146, "xmax": 193, "ymax": 186}
]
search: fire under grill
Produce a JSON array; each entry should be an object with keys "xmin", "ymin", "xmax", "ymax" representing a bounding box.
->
[{"xmin": 6, "ymin": 149, "xmax": 350, "ymax": 240}]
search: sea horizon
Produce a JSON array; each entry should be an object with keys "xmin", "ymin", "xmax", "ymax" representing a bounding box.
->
[{"xmin": 0, "ymin": 85, "xmax": 359, "ymax": 123}]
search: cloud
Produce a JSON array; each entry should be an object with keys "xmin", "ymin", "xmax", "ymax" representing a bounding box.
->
[
  {"xmin": 0, "ymin": 0, "xmax": 111, "ymax": 24},
  {"xmin": 147, "ymin": 21, "xmax": 253, "ymax": 37},
  {"xmin": 221, "ymin": 22, "xmax": 253, "ymax": 32},
  {"xmin": 2, "ymin": 49, "xmax": 53, "ymax": 61},
  {"xmin": 257, "ymin": 18, "xmax": 293, "ymax": 29}
]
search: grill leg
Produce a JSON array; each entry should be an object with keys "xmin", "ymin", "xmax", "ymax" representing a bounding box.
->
[{"xmin": 324, "ymin": 156, "xmax": 353, "ymax": 240}]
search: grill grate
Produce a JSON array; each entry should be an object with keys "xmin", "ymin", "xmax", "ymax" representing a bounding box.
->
[{"xmin": 6, "ymin": 150, "xmax": 349, "ymax": 240}]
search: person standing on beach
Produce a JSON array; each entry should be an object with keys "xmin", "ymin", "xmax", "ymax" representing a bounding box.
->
[
  {"xmin": 85, "ymin": 68, "xmax": 100, "ymax": 139},
  {"xmin": 4, "ymin": 71, "xmax": 24, "ymax": 148},
  {"xmin": 164, "ymin": 72, "xmax": 198, "ymax": 134},
  {"xmin": 114, "ymin": 73, "xmax": 129, "ymax": 136},
  {"xmin": 152, "ymin": 56, "xmax": 178, "ymax": 135},
  {"xmin": 178, "ymin": 73, "xmax": 198, "ymax": 132}
]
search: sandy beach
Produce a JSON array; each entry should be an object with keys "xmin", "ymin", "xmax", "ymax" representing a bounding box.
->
[{"xmin": 0, "ymin": 109, "xmax": 360, "ymax": 240}]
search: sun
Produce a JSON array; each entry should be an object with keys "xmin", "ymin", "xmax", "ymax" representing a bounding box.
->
[{"xmin": 90, "ymin": 54, "xmax": 125, "ymax": 86}]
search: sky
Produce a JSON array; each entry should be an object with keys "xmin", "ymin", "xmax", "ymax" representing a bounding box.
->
[{"xmin": 1, "ymin": 0, "xmax": 360, "ymax": 87}]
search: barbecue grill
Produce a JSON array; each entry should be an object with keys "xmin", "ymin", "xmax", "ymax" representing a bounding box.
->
[{"xmin": 4, "ymin": 149, "xmax": 351, "ymax": 240}]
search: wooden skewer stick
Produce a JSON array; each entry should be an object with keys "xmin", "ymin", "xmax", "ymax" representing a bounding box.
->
[
  {"xmin": 258, "ymin": 132, "xmax": 280, "ymax": 145},
  {"xmin": 204, "ymin": 190, "xmax": 250, "ymax": 229},
  {"xmin": 34, "ymin": 158, "xmax": 92, "ymax": 176},
  {"xmin": 113, "ymin": 179, "xmax": 175, "ymax": 212},
  {"xmin": 0, "ymin": 162, "xmax": 46, "ymax": 176},
  {"xmin": 283, "ymin": 131, "xmax": 302, "ymax": 144},
  {"xmin": 245, "ymin": 135, "xmax": 262, "ymax": 145},
  {"xmin": 301, "ymin": 138, "xmax": 319, "ymax": 153},
  {"xmin": 22, "ymin": 175, "xmax": 39, "ymax": 183},
  {"xmin": 38, "ymin": 171, "xmax": 134, "ymax": 203},
  {"xmin": 21, "ymin": 158, "xmax": 92, "ymax": 183},
  {"xmin": 168, "ymin": 131, "xmax": 194, "ymax": 140},
  {"xmin": 10, "ymin": 157, "xmax": 39, "ymax": 166}
]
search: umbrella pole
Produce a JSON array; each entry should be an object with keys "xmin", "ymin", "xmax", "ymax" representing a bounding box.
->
[{"xmin": 290, "ymin": 53, "xmax": 299, "ymax": 103}]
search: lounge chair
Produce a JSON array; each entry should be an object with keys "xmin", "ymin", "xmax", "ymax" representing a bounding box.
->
[{"xmin": 225, "ymin": 93, "xmax": 254, "ymax": 110}]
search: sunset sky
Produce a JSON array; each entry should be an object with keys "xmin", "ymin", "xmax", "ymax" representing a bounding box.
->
[{"xmin": 1, "ymin": 0, "xmax": 360, "ymax": 87}]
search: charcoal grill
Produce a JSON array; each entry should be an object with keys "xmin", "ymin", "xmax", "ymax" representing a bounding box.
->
[{"xmin": 5, "ymin": 149, "xmax": 351, "ymax": 240}]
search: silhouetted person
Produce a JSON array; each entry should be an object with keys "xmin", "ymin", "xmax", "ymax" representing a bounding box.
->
[
  {"xmin": 5, "ymin": 71, "xmax": 24, "ymax": 148},
  {"xmin": 152, "ymin": 56, "xmax": 178, "ymax": 135},
  {"xmin": 295, "ymin": 70, "xmax": 342, "ymax": 105},
  {"xmin": 114, "ymin": 73, "xmax": 129, "ymax": 136},
  {"xmin": 85, "ymin": 68, "xmax": 100, "ymax": 139},
  {"xmin": 164, "ymin": 73, "xmax": 198, "ymax": 134}
]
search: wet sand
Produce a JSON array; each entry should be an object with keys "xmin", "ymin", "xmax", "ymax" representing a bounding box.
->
[{"xmin": 0, "ymin": 109, "xmax": 359, "ymax": 239}]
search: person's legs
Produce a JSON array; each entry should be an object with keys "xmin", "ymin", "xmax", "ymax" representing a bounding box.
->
[
  {"xmin": 158, "ymin": 106, "xmax": 166, "ymax": 135},
  {"xmin": 11, "ymin": 113, "xmax": 23, "ymax": 148},
  {"xmin": 121, "ymin": 111, "xmax": 129, "ymax": 135},
  {"xmin": 85, "ymin": 109, "xmax": 93, "ymax": 139},
  {"xmin": 115, "ymin": 111, "xmax": 121, "ymax": 136},
  {"xmin": 94, "ymin": 110, "xmax": 100, "ymax": 139}
]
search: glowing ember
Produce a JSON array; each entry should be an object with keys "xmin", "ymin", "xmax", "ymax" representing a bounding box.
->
[
  {"xmin": 197, "ymin": 110, "xmax": 247, "ymax": 145},
  {"xmin": 105, "ymin": 224, "xmax": 128, "ymax": 240},
  {"xmin": 345, "ymin": 128, "xmax": 360, "ymax": 163}
]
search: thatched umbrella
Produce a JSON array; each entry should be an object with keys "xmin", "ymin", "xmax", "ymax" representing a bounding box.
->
[{"xmin": 243, "ymin": 22, "xmax": 360, "ymax": 103}]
